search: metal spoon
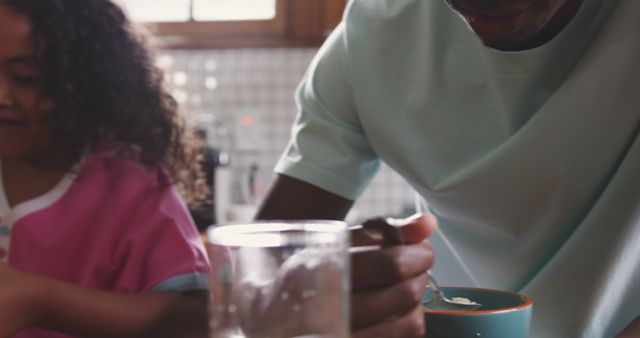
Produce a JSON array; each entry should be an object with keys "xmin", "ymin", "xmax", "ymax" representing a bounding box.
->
[
  {"xmin": 423, "ymin": 270, "xmax": 481, "ymax": 312},
  {"xmin": 350, "ymin": 215, "xmax": 482, "ymax": 312}
]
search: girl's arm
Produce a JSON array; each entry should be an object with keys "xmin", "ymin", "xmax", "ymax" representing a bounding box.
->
[{"xmin": 0, "ymin": 263, "xmax": 209, "ymax": 338}]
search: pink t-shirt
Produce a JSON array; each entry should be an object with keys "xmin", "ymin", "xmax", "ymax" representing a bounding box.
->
[{"xmin": 0, "ymin": 147, "xmax": 210, "ymax": 337}]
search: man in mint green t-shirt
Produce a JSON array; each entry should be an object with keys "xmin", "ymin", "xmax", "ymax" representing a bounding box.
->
[{"xmin": 257, "ymin": 0, "xmax": 640, "ymax": 337}]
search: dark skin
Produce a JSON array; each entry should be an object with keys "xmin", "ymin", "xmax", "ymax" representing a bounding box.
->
[
  {"xmin": 0, "ymin": 5, "xmax": 209, "ymax": 337},
  {"xmin": 0, "ymin": 263, "xmax": 209, "ymax": 338},
  {"xmin": 618, "ymin": 317, "xmax": 640, "ymax": 338},
  {"xmin": 445, "ymin": 0, "xmax": 583, "ymax": 51},
  {"xmin": 256, "ymin": 175, "xmax": 437, "ymax": 338},
  {"xmin": 254, "ymin": 1, "xmax": 640, "ymax": 337},
  {"xmin": 259, "ymin": 151, "xmax": 640, "ymax": 338}
]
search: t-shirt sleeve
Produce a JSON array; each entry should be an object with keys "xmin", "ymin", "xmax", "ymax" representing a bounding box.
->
[
  {"xmin": 113, "ymin": 185, "xmax": 210, "ymax": 293},
  {"xmin": 275, "ymin": 22, "xmax": 381, "ymax": 200}
]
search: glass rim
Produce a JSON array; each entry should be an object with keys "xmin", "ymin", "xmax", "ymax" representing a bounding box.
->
[{"xmin": 207, "ymin": 220, "xmax": 348, "ymax": 247}]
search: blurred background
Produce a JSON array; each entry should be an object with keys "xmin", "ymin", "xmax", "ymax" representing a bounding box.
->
[{"xmin": 115, "ymin": 0, "xmax": 416, "ymax": 229}]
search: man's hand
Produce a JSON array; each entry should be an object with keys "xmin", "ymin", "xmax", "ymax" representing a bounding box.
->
[
  {"xmin": 350, "ymin": 213, "xmax": 437, "ymax": 338},
  {"xmin": 617, "ymin": 316, "xmax": 640, "ymax": 337},
  {"xmin": 256, "ymin": 175, "xmax": 439, "ymax": 337},
  {"xmin": 231, "ymin": 246, "xmax": 347, "ymax": 337}
]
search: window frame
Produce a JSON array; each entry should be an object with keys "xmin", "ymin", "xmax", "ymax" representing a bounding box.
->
[{"xmin": 144, "ymin": 0, "xmax": 347, "ymax": 49}]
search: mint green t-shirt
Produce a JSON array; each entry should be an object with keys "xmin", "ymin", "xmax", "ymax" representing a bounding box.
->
[{"xmin": 275, "ymin": 0, "xmax": 640, "ymax": 336}]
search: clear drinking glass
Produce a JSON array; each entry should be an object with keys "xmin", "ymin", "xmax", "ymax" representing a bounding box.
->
[{"xmin": 207, "ymin": 221, "xmax": 350, "ymax": 338}]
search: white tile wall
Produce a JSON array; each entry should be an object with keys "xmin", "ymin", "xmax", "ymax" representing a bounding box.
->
[{"xmin": 160, "ymin": 48, "xmax": 416, "ymax": 222}]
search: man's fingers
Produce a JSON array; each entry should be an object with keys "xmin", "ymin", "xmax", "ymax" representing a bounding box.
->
[
  {"xmin": 616, "ymin": 316, "xmax": 640, "ymax": 337},
  {"xmin": 351, "ymin": 273, "xmax": 429, "ymax": 330},
  {"xmin": 348, "ymin": 213, "xmax": 436, "ymax": 336},
  {"xmin": 351, "ymin": 242, "xmax": 434, "ymax": 289},
  {"xmin": 352, "ymin": 303, "xmax": 426, "ymax": 338},
  {"xmin": 395, "ymin": 213, "xmax": 438, "ymax": 244}
]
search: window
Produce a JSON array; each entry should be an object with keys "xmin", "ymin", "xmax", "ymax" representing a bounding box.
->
[
  {"xmin": 115, "ymin": 0, "xmax": 347, "ymax": 49},
  {"xmin": 115, "ymin": 0, "xmax": 277, "ymax": 22},
  {"xmin": 193, "ymin": 0, "xmax": 276, "ymax": 21}
]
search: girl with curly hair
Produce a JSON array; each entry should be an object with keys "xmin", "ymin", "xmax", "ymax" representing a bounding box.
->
[{"xmin": 0, "ymin": 0, "xmax": 210, "ymax": 336}]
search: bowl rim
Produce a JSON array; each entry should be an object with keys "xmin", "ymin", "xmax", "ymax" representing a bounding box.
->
[{"xmin": 423, "ymin": 286, "xmax": 533, "ymax": 315}]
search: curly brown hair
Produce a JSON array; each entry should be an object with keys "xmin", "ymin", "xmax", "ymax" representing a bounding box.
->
[{"xmin": 4, "ymin": 0, "xmax": 206, "ymax": 204}]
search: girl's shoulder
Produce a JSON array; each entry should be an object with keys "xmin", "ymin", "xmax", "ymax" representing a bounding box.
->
[
  {"xmin": 91, "ymin": 143, "xmax": 142, "ymax": 161},
  {"xmin": 81, "ymin": 143, "xmax": 169, "ymax": 187}
]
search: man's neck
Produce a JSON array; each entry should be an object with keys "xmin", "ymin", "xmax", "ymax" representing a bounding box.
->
[{"xmin": 524, "ymin": 0, "xmax": 583, "ymax": 50}]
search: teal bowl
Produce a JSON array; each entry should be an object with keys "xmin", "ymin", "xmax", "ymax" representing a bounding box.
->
[{"xmin": 423, "ymin": 287, "xmax": 533, "ymax": 338}]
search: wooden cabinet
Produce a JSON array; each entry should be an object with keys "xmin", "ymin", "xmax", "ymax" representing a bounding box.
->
[{"xmin": 147, "ymin": 0, "xmax": 348, "ymax": 49}]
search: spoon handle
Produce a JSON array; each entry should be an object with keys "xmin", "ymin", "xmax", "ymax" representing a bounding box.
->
[
  {"xmin": 349, "ymin": 217, "xmax": 407, "ymax": 246},
  {"xmin": 426, "ymin": 270, "xmax": 446, "ymax": 301}
]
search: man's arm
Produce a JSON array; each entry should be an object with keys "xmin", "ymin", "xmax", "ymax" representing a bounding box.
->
[
  {"xmin": 255, "ymin": 173, "xmax": 436, "ymax": 338},
  {"xmin": 255, "ymin": 174, "xmax": 354, "ymax": 221}
]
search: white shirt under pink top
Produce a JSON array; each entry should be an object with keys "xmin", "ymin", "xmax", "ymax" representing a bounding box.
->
[{"xmin": 0, "ymin": 145, "xmax": 210, "ymax": 337}]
